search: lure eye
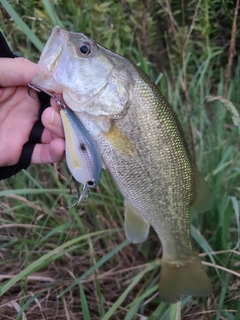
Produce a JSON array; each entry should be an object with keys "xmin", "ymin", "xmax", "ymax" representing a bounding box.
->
[
  {"xmin": 87, "ymin": 180, "xmax": 94, "ymax": 187},
  {"xmin": 79, "ymin": 42, "xmax": 92, "ymax": 56}
]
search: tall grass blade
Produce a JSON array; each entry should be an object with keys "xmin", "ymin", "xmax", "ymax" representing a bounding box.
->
[
  {"xmin": 0, "ymin": 0, "xmax": 44, "ymax": 51},
  {"xmin": 169, "ymin": 301, "xmax": 181, "ymax": 320},
  {"xmin": 79, "ymin": 283, "xmax": 91, "ymax": 320},
  {"xmin": 126, "ymin": 284, "xmax": 158, "ymax": 309},
  {"xmin": 216, "ymin": 274, "xmax": 230, "ymax": 320},
  {"xmin": 42, "ymin": 0, "xmax": 64, "ymax": 28},
  {"xmin": 0, "ymin": 188, "xmax": 65, "ymax": 196},
  {"xmin": 235, "ymin": 303, "xmax": 240, "ymax": 320},
  {"xmin": 191, "ymin": 226, "xmax": 220, "ymax": 277},
  {"xmin": 231, "ymin": 196, "xmax": 240, "ymax": 248},
  {"xmin": 147, "ymin": 303, "xmax": 167, "ymax": 320},
  {"xmin": 124, "ymin": 302, "xmax": 140, "ymax": 320},
  {"xmin": 94, "ymin": 273, "xmax": 106, "ymax": 317}
]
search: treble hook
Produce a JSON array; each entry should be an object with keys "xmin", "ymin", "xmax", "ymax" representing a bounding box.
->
[
  {"xmin": 28, "ymin": 85, "xmax": 41, "ymax": 102},
  {"xmin": 28, "ymin": 81, "xmax": 67, "ymax": 110},
  {"xmin": 67, "ymin": 179, "xmax": 90, "ymax": 209}
]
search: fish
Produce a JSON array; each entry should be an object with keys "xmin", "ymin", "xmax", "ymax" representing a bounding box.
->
[
  {"xmin": 60, "ymin": 106, "xmax": 102, "ymax": 205},
  {"xmin": 31, "ymin": 26, "xmax": 212, "ymax": 303}
]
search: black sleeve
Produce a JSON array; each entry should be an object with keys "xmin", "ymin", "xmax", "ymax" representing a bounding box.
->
[
  {"xmin": 0, "ymin": 32, "xmax": 16, "ymax": 58},
  {"xmin": 0, "ymin": 32, "xmax": 50, "ymax": 180}
]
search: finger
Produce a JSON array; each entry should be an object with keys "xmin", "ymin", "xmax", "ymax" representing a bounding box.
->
[
  {"xmin": 0, "ymin": 58, "xmax": 38, "ymax": 87},
  {"xmin": 31, "ymin": 138, "xmax": 65, "ymax": 164},
  {"xmin": 41, "ymin": 107, "xmax": 64, "ymax": 142}
]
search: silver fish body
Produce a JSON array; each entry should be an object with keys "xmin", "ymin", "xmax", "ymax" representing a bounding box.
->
[{"xmin": 32, "ymin": 26, "xmax": 212, "ymax": 303}]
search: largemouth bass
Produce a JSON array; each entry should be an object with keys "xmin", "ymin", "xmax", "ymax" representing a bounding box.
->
[{"xmin": 31, "ymin": 26, "xmax": 212, "ymax": 303}]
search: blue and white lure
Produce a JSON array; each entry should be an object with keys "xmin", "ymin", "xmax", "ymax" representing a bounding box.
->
[
  {"xmin": 28, "ymin": 82, "xmax": 102, "ymax": 207},
  {"xmin": 60, "ymin": 107, "xmax": 102, "ymax": 206}
]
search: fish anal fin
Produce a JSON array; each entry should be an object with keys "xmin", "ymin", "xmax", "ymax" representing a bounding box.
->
[
  {"xmin": 124, "ymin": 201, "xmax": 150, "ymax": 244},
  {"xmin": 158, "ymin": 254, "xmax": 212, "ymax": 303},
  {"xmin": 192, "ymin": 167, "xmax": 211, "ymax": 213}
]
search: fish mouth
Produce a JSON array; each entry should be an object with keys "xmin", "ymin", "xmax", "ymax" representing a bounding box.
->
[
  {"xmin": 39, "ymin": 26, "xmax": 65, "ymax": 74},
  {"xmin": 29, "ymin": 73, "xmax": 63, "ymax": 94},
  {"xmin": 29, "ymin": 73, "xmax": 110, "ymax": 115},
  {"xmin": 34, "ymin": 27, "xmax": 67, "ymax": 93},
  {"xmin": 31, "ymin": 71, "xmax": 111, "ymax": 112}
]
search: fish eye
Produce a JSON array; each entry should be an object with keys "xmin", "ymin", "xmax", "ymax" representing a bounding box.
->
[{"xmin": 79, "ymin": 42, "xmax": 92, "ymax": 56}]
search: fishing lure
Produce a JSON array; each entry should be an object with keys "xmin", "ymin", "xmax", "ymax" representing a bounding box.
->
[
  {"xmin": 60, "ymin": 107, "xmax": 102, "ymax": 206},
  {"xmin": 28, "ymin": 82, "xmax": 102, "ymax": 207}
]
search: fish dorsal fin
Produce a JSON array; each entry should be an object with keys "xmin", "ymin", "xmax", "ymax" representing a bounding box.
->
[
  {"xmin": 192, "ymin": 167, "xmax": 211, "ymax": 213},
  {"xmin": 124, "ymin": 201, "xmax": 150, "ymax": 243}
]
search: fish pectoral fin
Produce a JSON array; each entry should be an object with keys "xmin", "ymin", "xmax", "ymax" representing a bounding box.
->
[
  {"xmin": 158, "ymin": 254, "xmax": 212, "ymax": 303},
  {"xmin": 124, "ymin": 201, "xmax": 150, "ymax": 244},
  {"xmin": 103, "ymin": 124, "xmax": 137, "ymax": 158},
  {"xmin": 191, "ymin": 167, "xmax": 212, "ymax": 213}
]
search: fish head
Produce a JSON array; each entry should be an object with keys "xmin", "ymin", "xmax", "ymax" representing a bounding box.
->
[{"xmin": 32, "ymin": 26, "xmax": 133, "ymax": 118}]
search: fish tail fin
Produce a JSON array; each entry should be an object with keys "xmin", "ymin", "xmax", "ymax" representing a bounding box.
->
[{"xmin": 158, "ymin": 254, "xmax": 212, "ymax": 303}]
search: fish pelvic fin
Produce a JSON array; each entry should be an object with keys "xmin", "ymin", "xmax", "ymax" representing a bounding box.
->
[
  {"xmin": 158, "ymin": 254, "xmax": 212, "ymax": 303},
  {"xmin": 124, "ymin": 201, "xmax": 150, "ymax": 244},
  {"xmin": 192, "ymin": 167, "xmax": 212, "ymax": 213}
]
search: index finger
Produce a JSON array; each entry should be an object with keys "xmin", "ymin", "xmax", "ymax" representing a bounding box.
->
[{"xmin": 0, "ymin": 57, "xmax": 38, "ymax": 87}]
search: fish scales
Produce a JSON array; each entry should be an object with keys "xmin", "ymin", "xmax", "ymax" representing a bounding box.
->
[{"xmin": 31, "ymin": 26, "xmax": 212, "ymax": 303}]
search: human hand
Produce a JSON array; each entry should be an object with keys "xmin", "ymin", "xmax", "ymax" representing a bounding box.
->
[{"xmin": 0, "ymin": 57, "xmax": 65, "ymax": 167}]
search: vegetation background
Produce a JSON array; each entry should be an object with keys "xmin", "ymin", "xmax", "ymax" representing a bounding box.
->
[{"xmin": 0, "ymin": 0, "xmax": 240, "ymax": 319}]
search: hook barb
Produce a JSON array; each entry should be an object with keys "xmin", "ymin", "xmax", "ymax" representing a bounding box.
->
[{"xmin": 66, "ymin": 179, "xmax": 90, "ymax": 209}]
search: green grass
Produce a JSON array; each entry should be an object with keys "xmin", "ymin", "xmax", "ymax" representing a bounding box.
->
[{"xmin": 0, "ymin": 0, "xmax": 240, "ymax": 319}]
